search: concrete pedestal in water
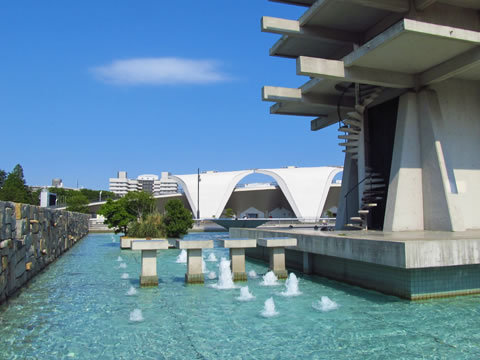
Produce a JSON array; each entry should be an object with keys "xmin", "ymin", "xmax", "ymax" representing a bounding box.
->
[
  {"xmin": 131, "ymin": 240, "xmax": 168, "ymax": 286},
  {"xmin": 120, "ymin": 237, "xmax": 145, "ymax": 250},
  {"xmin": 219, "ymin": 239, "xmax": 257, "ymax": 281},
  {"xmin": 176, "ymin": 240, "xmax": 213, "ymax": 284},
  {"xmin": 257, "ymin": 237, "xmax": 297, "ymax": 279}
]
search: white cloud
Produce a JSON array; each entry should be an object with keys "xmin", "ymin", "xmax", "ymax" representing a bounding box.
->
[{"xmin": 91, "ymin": 57, "xmax": 231, "ymax": 85}]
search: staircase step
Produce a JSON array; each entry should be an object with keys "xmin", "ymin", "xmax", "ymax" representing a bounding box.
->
[
  {"xmin": 358, "ymin": 210, "xmax": 369, "ymax": 214},
  {"xmin": 365, "ymin": 179, "xmax": 385, "ymax": 185},
  {"xmin": 362, "ymin": 203, "xmax": 378, "ymax": 208},
  {"xmin": 351, "ymin": 154, "xmax": 359, "ymax": 160},
  {"xmin": 346, "ymin": 223, "xmax": 363, "ymax": 229},
  {"xmin": 355, "ymin": 104, "xmax": 365, "ymax": 113},
  {"xmin": 339, "ymin": 141, "xmax": 359, "ymax": 147},
  {"xmin": 347, "ymin": 111, "xmax": 363, "ymax": 121},
  {"xmin": 338, "ymin": 134, "xmax": 359, "ymax": 140},
  {"xmin": 363, "ymin": 189, "xmax": 385, "ymax": 195},
  {"xmin": 350, "ymin": 217, "xmax": 363, "ymax": 222},
  {"xmin": 338, "ymin": 127, "xmax": 361, "ymax": 134},
  {"xmin": 343, "ymin": 119, "xmax": 361, "ymax": 127}
]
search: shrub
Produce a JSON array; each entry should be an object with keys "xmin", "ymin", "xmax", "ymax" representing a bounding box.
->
[
  {"xmin": 163, "ymin": 199, "xmax": 193, "ymax": 238},
  {"xmin": 127, "ymin": 212, "xmax": 165, "ymax": 238}
]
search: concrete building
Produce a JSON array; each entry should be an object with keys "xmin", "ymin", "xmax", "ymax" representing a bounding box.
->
[
  {"xmin": 245, "ymin": 0, "xmax": 480, "ymax": 299},
  {"xmin": 261, "ymin": 0, "xmax": 480, "ymax": 232},
  {"xmin": 170, "ymin": 166, "xmax": 342, "ymax": 220},
  {"xmin": 109, "ymin": 171, "xmax": 178, "ymax": 197}
]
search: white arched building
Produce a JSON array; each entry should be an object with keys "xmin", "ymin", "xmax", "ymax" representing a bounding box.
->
[{"xmin": 170, "ymin": 166, "xmax": 342, "ymax": 220}]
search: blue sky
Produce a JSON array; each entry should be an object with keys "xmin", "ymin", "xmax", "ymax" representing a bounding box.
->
[{"xmin": 0, "ymin": 0, "xmax": 343, "ymax": 190}]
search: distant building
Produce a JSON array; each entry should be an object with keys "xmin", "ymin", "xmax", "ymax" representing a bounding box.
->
[
  {"xmin": 109, "ymin": 171, "xmax": 178, "ymax": 197},
  {"xmin": 51, "ymin": 178, "xmax": 63, "ymax": 188}
]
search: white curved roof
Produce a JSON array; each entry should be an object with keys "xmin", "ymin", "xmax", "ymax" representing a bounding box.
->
[{"xmin": 170, "ymin": 166, "xmax": 342, "ymax": 220}]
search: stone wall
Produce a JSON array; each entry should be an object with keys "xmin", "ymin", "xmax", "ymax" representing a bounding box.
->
[{"xmin": 0, "ymin": 201, "xmax": 89, "ymax": 304}]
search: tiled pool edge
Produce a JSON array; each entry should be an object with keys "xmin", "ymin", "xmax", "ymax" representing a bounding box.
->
[{"xmin": 233, "ymin": 228, "xmax": 480, "ymax": 300}]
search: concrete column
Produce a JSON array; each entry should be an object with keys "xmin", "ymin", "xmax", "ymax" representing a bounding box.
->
[
  {"xmin": 177, "ymin": 240, "xmax": 213, "ymax": 284},
  {"xmin": 219, "ymin": 239, "xmax": 256, "ymax": 282},
  {"xmin": 269, "ymin": 248, "xmax": 287, "ymax": 279},
  {"xmin": 186, "ymin": 249, "xmax": 204, "ymax": 284},
  {"xmin": 303, "ymin": 251, "xmax": 313, "ymax": 274},
  {"xmin": 258, "ymin": 237, "xmax": 297, "ymax": 279},
  {"xmin": 131, "ymin": 240, "xmax": 168, "ymax": 287},
  {"xmin": 336, "ymin": 152, "xmax": 359, "ymax": 230},
  {"xmin": 140, "ymin": 250, "xmax": 158, "ymax": 286},
  {"xmin": 418, "ymin": 89, "xmax": 465, "ymax": 231},
  {"xmin": 384, "ymin": 92, "xmax": 424, "ymax": 231},
  {"xmin": 230, "ymin": 248, "xmax": 247, "ymax": 281}
]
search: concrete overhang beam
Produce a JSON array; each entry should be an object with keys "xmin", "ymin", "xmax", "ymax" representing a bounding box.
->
[
  {"xmin": 262, "ymin": 86, "xmax": 355, "ymax": 108},
  {"xmin": 297, "ymin": 56, "xmax": 416, "ymax": 88},
  {"xmin": 262, "ymin": 16, "xmax": 362, "ymax": 44},
  {"xmin": 419, "ymin": 46, "xmax": 480, "ymax": 84},
  {"xmin": 343, "ymin": 19, "xmax": 480, "ymax": 75}
]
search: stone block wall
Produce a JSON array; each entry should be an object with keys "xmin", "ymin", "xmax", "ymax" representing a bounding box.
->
[{"xmin": 0, "ymin": 201, "xmax": 89, "ymax": 304}]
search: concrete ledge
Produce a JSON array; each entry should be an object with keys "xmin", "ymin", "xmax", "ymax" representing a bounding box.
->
[
  {"xmin": 140, "ymin": 275, "xmax": 158, "ymax": 287},
  {"xmin": 176, "ymin": 240, "xmax": 213, "ymax": 249},
  {"xmin": 132, "ymin": 240, "xmax": 168, "ymax": 251},
  {"xmin": 258, "ymin": 237, "xmax": 297, "ymax": 247},
  {"xmin": 185, "ymin": 273, "xmax": 205, "ymax": 284},
  {"xmin": 120, "ymin": 237, "xmax": 140, "ymax": 249},
  {"xmin": 219, "ymin": 238, "xmax": 257, "ymax": 248}
]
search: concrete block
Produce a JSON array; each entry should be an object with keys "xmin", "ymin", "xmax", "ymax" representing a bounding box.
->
[
  {"xmin": 219, "ymin": 238, "xmax": 257, "ymax": 249},
  {"xmin": 176, "ymin": 240, "xmax": 213, "ymax": 249},
  {"xmin": 120, "ymin": 237, "xmax": 143, "ymax": 249},
  {"xmin": 26, "ymin": 262, "xmax": 32, "ymax": 271},
  {"xmin": 258, "ymin": 237, "xmax": 297, "ymax": 248},
  {"xmin": 132, "ymin": 240, "xmax": 168, "ymax": 251}
]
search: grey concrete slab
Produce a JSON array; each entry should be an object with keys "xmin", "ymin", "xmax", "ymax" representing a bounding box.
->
[
  {"xmin": 131, "ymin": 240, "xmax": 168, "ymax": 251},
  {"xmin": 232, "ymin": 227, "xmax": 480, "ymax": 269},
  {"xmin": 219, "ymin": 239, "xmax": 257, "ymax": 248},
  {"xmin": 176, "ymin": 240, "xmax": 213, "ymax": 249},
  {"xmin": 257, "ymin": 237, "xmax": 297, "ymax": 247}
]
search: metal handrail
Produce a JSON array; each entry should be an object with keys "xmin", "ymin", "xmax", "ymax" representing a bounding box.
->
[{"xmin": 344, "ymin": 173, "xmax": 374, "ymax": 225}]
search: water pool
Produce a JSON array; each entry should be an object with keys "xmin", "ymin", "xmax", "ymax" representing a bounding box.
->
[{"xmin": 1, "ymin": 233, "xmax": 480, "ymax": 359}]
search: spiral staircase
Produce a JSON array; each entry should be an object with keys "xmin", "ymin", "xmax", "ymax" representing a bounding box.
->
[{"xmin": 338, "ymin": 86, "xmax": 387, "ymax": 230}]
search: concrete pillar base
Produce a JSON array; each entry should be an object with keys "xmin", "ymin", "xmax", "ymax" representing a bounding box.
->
[
  {"xmin": 273, "ymin": 269, "xmax": 288, "ymax": 280},
  {"xmin": 303, "ymin": 251, "xmax": 313, "ymax": 274},
  {"xmin": 140, "ymin": 275, "xmax": 158, "ymax": 287},
  {"xmin": 120, "ymin": 237, "xmax": 132, "ymax": 249},
  {"xmin": 232, "ymin": 272, "xmax": 248, "ymax": 282},
  {"xmin": 185, "ymin": 273, "xmax": 204, "ymax": 284}
]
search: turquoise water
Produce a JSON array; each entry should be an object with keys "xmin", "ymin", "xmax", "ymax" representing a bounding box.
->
[{"xmin": 1, "ymin": 233, "xmax": 480, "ymax": 359}]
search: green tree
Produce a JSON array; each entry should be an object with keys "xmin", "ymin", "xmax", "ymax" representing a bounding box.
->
[
  {"xmin": 223, "ymin": 208, "xmax": 235, "ymax": 218},
  {"xmin": 12, "ymin": 164, "xmax": 25, "ymax": 184},
  {"xmin": 0, "ymin": 169, "xmax": 6, "ymax": 188},
  {"xmin": 98, "ymin": 198, "xmax": 135, "ymax": 234},
  {"xmin": 0, "ymin": 165, "xmax": 32, "ymax": 204},
  {"xmin": 163, "ymin": 199, "xmax": 193, "ymax": 238},
  {"xmin": 66, "ymin": 193, "xmax": 90, "ymax": 213},
  {"xmin": 123, "ymin": 191, "xmax": 156, "ymax": 220}
]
